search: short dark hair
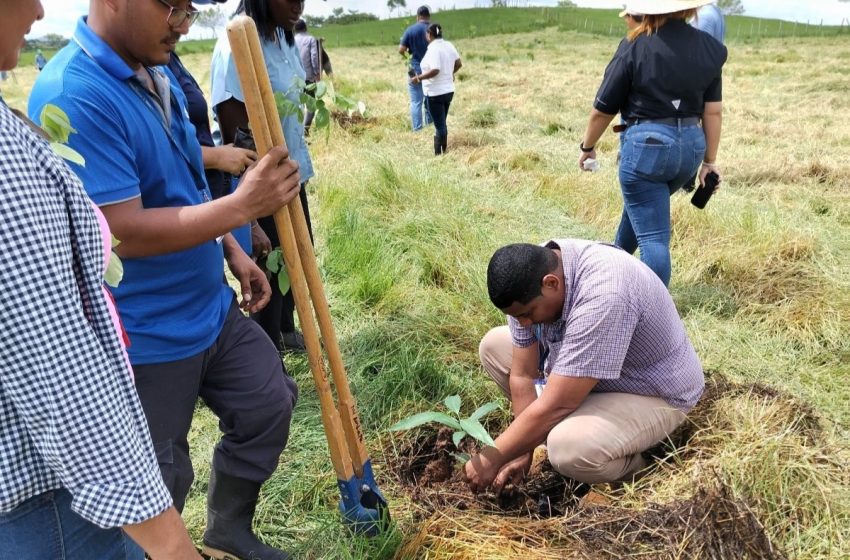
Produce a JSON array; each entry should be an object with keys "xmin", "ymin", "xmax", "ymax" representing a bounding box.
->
[
  {"xmin": 427, "ymin": 23, "xmax": 443, "ymax": 39},
  {"xmin": 417, "ymin": 5, "xmax": 430, "ymax": 18},
  {"xmin": 294, "ymin": 19, "xmax": 307, "ymax": 32},
  {"xmin": 487, "ymin": 244, "xmax": 559, "ymax": 309}
]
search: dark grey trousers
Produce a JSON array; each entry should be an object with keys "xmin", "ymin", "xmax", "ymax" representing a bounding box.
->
[{"xmin": 133, "ymin": 299, "xmax": 298, "ymax": 511}]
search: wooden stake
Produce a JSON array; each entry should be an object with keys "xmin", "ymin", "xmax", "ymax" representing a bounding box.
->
[{"xmin": 227, "ymin": 16, "xmax": 355, "ymax": 481}]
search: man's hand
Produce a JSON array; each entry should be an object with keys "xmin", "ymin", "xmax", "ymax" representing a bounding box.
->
[
  {"xmin": 235, "ymin": 146, "xmax": 301, "ymax": 221},
  {"xmin": 491, "ymin": 452, "xmax": 533, "ymax": 495},
  {"xmin": 698, "ymin": 163, "xmax": 722, "ymax": 190},
  {"xmin": 251, "ymin": 224, "xmax": 272, "ymax": 260},
  {"xmin": 214, "ymin": 144, "xmax": 257, "ymax": 176},
  {"xmin": 226, "ymin": 246, "xmax": 271, "ymax": 313},
  {"xmin": 463, "ymin": 446, "xmax": 505, "ymax": 494}
]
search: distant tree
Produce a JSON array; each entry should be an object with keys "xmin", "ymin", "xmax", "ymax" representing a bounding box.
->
[
  {"xmin": 717, "ymin": 0, "xmax": 744, "ymax": 15},
  {"xmin": 387, "ymin": 0, "xmax": 407, "ymax": 17},
  {"xmin": 557, "ymin": 0, "xmax": 576, "ymax": 6},
  {"xmin": 304, "ymin": 15, "xmax": 325, "ymax": 28},
  {"xmin": 332, "ymin": 7, "xmax": 344, "ymax": 18},
  {"xmin": 196, "ymin": 6, "xmax": 226, "ymax": 38},
  {"xmin": 490, "ymin": 0, "xmax": 508, "ymax": 6}
]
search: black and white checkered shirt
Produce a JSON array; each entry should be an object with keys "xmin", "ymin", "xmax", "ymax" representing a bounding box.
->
[{"xmin": 0, "ymin": 101, "xmax": 172, "ymax": 527}]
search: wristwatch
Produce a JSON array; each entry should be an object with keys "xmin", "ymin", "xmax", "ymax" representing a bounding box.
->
[{"xmin": 580, "ymin": 142, "xmax": 594, "ymax": 153}]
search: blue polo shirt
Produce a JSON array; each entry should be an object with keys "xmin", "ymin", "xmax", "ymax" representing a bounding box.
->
[
  {"xmin": 28, "ymin": 17, "xmax": 232, "ymax": 365},
  {"xmin": 400, "ymin": 21, "xmax": 429, "ymax": 64}
]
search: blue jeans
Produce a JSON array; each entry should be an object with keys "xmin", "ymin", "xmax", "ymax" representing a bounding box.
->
[
  {"xmin": 0, "ymin": 489, "xmax": 144, "ymax": 560},
  {"xmin": 616, "ymin": 122, "xmax": 706, "ymax": 286},
  {"xmin": 407, "ymin": 62, "xmax": 432, "ymax": 131}
]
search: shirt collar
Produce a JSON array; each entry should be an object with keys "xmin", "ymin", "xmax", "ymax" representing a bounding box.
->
[{"xmin": 73, "ymin": 16, "xmax": 135, "ymax": 81}]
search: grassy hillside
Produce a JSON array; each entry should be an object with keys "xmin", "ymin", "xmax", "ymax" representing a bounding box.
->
[
  {"xmin": 4, "ymin": 17, "xmax": 847, "ymax": 560},
  {"xmin": 173, "ymin": 7, "xmax": 848, "ymax": 55}
]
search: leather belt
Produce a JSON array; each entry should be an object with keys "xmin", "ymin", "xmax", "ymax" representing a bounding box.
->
[{"xmin": 625, "ymin": 117, "xmax": 701, "ymax": 126}]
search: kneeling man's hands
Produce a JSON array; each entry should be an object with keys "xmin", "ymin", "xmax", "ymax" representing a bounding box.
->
[{"xmin": 464, "ymin": 448, "xmax": 532, "ymax": 495}]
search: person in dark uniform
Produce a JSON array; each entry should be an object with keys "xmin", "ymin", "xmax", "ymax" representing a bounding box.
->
[{"xmin": 579, "ymin": 0, "xmax": 727, "ymax": 286}]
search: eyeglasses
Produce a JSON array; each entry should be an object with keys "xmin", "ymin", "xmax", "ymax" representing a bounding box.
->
[{"xmin": 153, "ymin": 0, "xmax": 200, "ymax": 28}]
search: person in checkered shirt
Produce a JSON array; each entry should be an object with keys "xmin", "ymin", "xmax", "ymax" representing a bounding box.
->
[
  {"xmin": 464, "ymin": 239, "xmax": 704, "ymax": 495},
  {"xmin": 0, "ymin": 2, "xmax": 200, "ymax": 558}
]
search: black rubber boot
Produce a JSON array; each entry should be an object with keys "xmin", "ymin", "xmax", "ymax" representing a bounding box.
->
[
  {"xmin": 433, "ymin": 134, "xmax": 441, "ymax": 156},
  {"xmin": 202, "ymin": 469, "xmax": 290, "ymax": 560},
  {"xmin": 440, "ymin": 133, "xmax": 447, "ymax": 154}
]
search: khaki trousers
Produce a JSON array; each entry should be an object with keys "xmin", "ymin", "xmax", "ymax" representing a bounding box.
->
[{"xmin": 479, "ymin": 326, "xmax": 687, "ymax": 484}]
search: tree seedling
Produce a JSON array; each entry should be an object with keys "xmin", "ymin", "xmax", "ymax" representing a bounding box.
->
[
  {"xmin": 389, "ymin": 395, "xmax": 500, "ymax": 462},
  {"xmin": 275, "ymin": 78, "xmax": 366, "ymax": 140}
]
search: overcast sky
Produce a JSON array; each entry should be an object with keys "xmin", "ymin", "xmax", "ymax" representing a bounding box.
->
[{"xmin": 31, "ymin": 0, "xmax": 850, "ymax": 39}]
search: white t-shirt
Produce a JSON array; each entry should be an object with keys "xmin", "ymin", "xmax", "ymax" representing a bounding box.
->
[{"xmin": 420, "ymin": 39, "xmax": 460, "ymax": 97}]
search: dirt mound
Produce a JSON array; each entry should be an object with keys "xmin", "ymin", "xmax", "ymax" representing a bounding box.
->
[
  {"xmin": 331, "ymin": 110, "xmax": 373, "ymax": 130},
  {"xmin": 561, "ymin": 482, "xmax": 785, "ymax": 559},
  {"xmin": 672, "ymin": 371, "xmax": 823, "ymax": 448},
  {"xmin": 391, "ymin": 428, "xmax": 588, "ymax": 517}
]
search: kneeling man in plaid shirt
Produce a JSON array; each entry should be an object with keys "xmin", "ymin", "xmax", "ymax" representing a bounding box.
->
[{"xmin": 464, "ymin": 239, "xmax": 704, "ymax": 493}]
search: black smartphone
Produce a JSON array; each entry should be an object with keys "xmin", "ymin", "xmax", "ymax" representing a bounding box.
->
[{"xmin": 691, "ymin": 170, "xmax": 720, "ymax": 209}]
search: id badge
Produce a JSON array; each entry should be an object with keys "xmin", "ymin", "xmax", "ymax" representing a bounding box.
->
[{"xmin": 535, "ymin": 377, "xmax": 547, "ymax": 398}]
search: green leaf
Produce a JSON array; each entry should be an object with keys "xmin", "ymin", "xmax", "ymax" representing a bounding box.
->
[
  {"xmin": 459, "ymin": 417, "xmax": 496, "ymax": 447},
  {"xmin": 452, "ymin": 430, "xmax": 467, "ymax": 448},
  {"xmin": 470, "ymin": 401, "xmax": 500, "ymax": 422},
  {"xmin": 104, "ymin": 251, "xmax": 124, "ymax": 288},
  {"xmin": 50, "ymin": 142, "xmax": 86, "ymax": 166},
  {"xmin": 277, "ymin": 266, "xmax": 291, "ymax": 295},
  {"xmin": 388, "ymin": 411, "xmax": 462, "ymax": 432},
  {"xmin": 443, "ymin": 394, "xmax": 461, "ymax": 415},
  {"xmin": 451, "ymin": 452, "xmax": 471, "ymax": 463},
  {"xmin": 40, "ymin": 104, "xmax": 76, "ymax": 143},
  {"xmin": 265, "ymin": 248, "xmax": 283, "ymax": 274},
  {"xmin": 334, "ymin": 93, "xmax": 355, "ymax": 109},
  {"xmin": 314, "ymin": 81, "xmax": 327, "ymax": 99},
  {"xmin": 314, "ymin": 108, "xmax": 330, "ymax": 130}
]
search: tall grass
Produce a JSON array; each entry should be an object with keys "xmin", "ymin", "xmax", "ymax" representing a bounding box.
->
[{"xmin": 5, "ymin": 18, "xmax": 847, "ymax": 559}]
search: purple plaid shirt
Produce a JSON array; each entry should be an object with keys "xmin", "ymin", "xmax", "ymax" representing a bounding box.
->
[{"xmin": 508, "ymin": 239, "xmax": 704, "ymax": 411}]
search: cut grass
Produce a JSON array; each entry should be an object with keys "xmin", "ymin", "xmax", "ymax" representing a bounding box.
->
[{"xmin": 6, "ymin": 19, "xmax": 848, "ymax": 559}]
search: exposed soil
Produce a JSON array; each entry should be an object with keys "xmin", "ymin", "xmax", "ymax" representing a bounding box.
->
[
  {"xmin": 384, "ymin": 372, "xmax": 816, "ymax": 558},
  {"xmin": 330, "ymin": 110, "xmax": 374, "ymax": 130},
  {"xmin": 389, "ymin": 427, "xmax": 589, "ymax": 518}
]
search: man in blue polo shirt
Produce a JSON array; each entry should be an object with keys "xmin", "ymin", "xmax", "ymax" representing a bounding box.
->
[
  {"xmin": 399, "ymin": 5, "xmax": 433, "ymax": 131},
  {"xmin": 29, "ymin": 2, "xmax": 299, "ymax": 558}
]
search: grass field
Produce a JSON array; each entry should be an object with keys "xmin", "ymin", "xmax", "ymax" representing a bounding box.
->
[{"xmin": 4, "ymin": 10, "xmax": 848, "ymax": 560}]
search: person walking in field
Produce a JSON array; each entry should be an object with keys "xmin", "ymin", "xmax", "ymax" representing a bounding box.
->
[
  {"xmin": 294, "ymin": 18, "xmax": 322, "ymax": 135},
  {"xmin": 578, "ymin": 0, "xmax": 727, "ymax": 286},
  {"xmin": 399, "ymin": 5, "xmax": 433, "ymax": 131},
  {"xmin": 692, "ymin": 2, "xmax": 726, "ymax": 43},
  {"xmin": 212, "ymin": 0, "xmax": 317, "ymax": 358},
  {"xmin": 411, "ymin": 22, "xmax": 462, "ymax": 155},
  {"xmin": 464, "ymin": 240, "xmax": 704, "ymax": 494},
  {"xmin": 35, "ymin": 48, "xmax": 47, "ymax": 70},
  {"xmin": 1, "ymin": 1, "xmax": 200, "ymax": 558},
  {"xmin": 29, "ymin": 1, "xmax": 303, "ymax": 558}
]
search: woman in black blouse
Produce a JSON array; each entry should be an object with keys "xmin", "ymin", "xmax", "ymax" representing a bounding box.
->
[{"xmin": 579, "ymin": 0, "xmax": 727, "ymax": 286}]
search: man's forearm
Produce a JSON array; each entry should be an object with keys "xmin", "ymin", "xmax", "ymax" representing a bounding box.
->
[
  {"xmin": 106, "ymin": 196, "xmax": 251, "ymax": 259},
  {"xmin": 490, "ymin": 398, "xmax": 574, "ymax": 465}
]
